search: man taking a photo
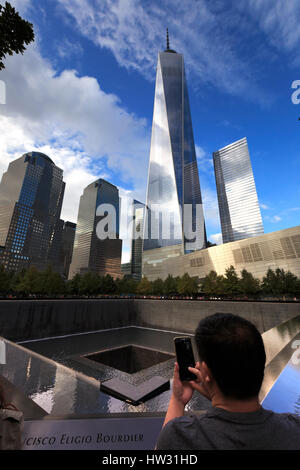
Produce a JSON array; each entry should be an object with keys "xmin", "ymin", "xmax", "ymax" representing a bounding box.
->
[{"xmin": 156, "ymin": 313, "xmax": 300, "ymax": 450}]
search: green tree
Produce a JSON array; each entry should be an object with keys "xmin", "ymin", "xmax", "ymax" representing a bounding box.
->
[
  {"xmin": 239, "ymin": 269, "xmax": 261, "ymax": 297},
  {"xmin": 201, "ymin": 270, "xmax": 225, "ymax": 296},
  {"xmin": 281, "ymin": 270, "xmax": 300, "ymax": 296},
  {"xmin": 0, "ymin": 2, "xmax": 35, "ymax": 70},
  {"xmin": 79, "ymin": 272, "xmax": 101, "ymax": 296},
  {"xmin": 163, "ymin": 274, "xmax": 178, "ymax": 295},
  {"xmin": 100, "ymin": 274, "xmax": 117, "ymax": 295},
  {"xmin": 14, "ymin": 266, "xmax": 41, "ymax": 295},
  {"xmin": 152, "ymin": 278, "xmax": 165, "ymax": 295},
  {"xmin": 0, "ymin": 265, "xmax": 10, "ymax": 294},
  {"xmin": 262, "ymin": 268, "xmax": 284, "ymax": 296},
  {"xmin": 9, "ymin": 267, "xmax": 26, "ymax": 294},
  {"xmin": 177, "ymin": 273, "xmax": 198, "ymax": 296},
  {"xmin": 224, "ymin": 265, "xmax": 241, "ymax": 297},
  {"xmin": 115, "ymin": 277, "xmax": 138, "ymax": 295},
  {"xmin": 136, "ymin": 277, "xmax": 152, "ymax": 295},
  {"xmin": 41, "ymin": 265, "xmax": 65, "ymax": 296},
  {"xmin": 126, "ymin": 278, "xmax": 139, "ymax": 294},
  {"xmin": 66, "ymin": 273, "xmax": 81, "ymax": 296}
]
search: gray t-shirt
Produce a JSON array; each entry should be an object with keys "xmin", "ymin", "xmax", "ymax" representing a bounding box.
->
[{"xmin": 156, "ymin": 407, "xmax": 300, "ymax": 450}]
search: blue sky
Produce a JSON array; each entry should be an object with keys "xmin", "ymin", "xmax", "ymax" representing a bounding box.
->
[{"xmin": 0, "ymin": 0, "xmax": 299, "ymax": 260}]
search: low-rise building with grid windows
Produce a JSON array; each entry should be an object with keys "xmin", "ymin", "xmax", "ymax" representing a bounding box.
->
[{"xmin": 142, "ymin": 225, "xmax": 300, "ymax": 282}]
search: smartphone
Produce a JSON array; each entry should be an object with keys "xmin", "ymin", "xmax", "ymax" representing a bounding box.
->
[{"xmin": 174, "ymin": 336, "xmax": 197, "ymax": 381}]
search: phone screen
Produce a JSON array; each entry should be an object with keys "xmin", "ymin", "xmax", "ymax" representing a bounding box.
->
[{"xmin": 174, "ymin": 337, "xmax": 197, "ymax": 381}]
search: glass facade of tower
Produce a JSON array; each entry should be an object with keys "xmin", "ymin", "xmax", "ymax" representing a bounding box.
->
[
  {"xmin": 143, "ymin": 50, "xmax": 206, "ymax": 254},
  {"xmin": 213, "ymin": 137, "xmax": 264, "ymax": 244},
  {"xmin": 131, "ymin": 200, "xmax": 144, "ymax": 280},
  {"xmin": 59, "ymin": 221, "xmax": 76, "ymax": 279},
  {"xmin": 0, "ymin": 152, "xmax": 65, "ymax": 272},
  {"xmin": 69, "ymin": 179, "xmax": 122, "ymax": 279}
]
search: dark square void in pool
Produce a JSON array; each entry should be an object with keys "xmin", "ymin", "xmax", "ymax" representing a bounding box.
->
[{"xmin": 85, "ymin": 345, "xmax": 174, "ymax": 374}]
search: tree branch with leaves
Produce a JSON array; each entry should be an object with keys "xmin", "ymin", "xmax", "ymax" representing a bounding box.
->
[{"xmin": 0, "ymin": 1, "xmax": 34, "ymax": 71}]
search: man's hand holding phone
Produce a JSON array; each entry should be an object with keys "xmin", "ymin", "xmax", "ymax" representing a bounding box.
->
[
  {"xmin": 188, "ymin": 364, "xmax": 211, "ymax": 400},
  {"xmin": 171, "ymin": 362, "xmax": 194, "ymax": 406},
  {"xmin": 172, "ymin": 336, "xmax": 211, "ymax": 407},
  {"xmin": 172, "ymin": 361, "xmax": 210, "ymax": 406}
]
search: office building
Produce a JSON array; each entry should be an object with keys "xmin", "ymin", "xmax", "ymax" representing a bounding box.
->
[
  {"xmin": 0, "ymin": 151, "xmax": 65, "ymax": 272},
  {"xmin": 121, "ymin": 262, "xmax": 132, "ymax": 277},
  {"xmin": 69, "ymin": 179, "xmax": 122, "ymax": 279},
  {"xmin": 213, "ymin": 137, "xmax": 264, "ymax": 244},
  {"xmin": 121, "ymin": 199, "xmax": 145, "ymax": 281},
  {"xmin": 143, "ymin": 31, "xmax": 206, "ymax": 260},
  {"xmin": 59, "ymin": 221, "xmax": 76, "ymax": 279},
  {"xmin": 131, "ymin": 200, "xmax": 145, "ymax": 280}
]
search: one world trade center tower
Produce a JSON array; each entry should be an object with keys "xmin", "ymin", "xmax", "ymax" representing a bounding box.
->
[{"xmin": 143, "ymin": 31, "xmax": 207, "ymax": 258}]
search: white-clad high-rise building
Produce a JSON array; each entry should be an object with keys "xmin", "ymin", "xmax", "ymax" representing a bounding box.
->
[{"xmin": 213, "ymin": 137, "xmax": 264, "ymax": 244}]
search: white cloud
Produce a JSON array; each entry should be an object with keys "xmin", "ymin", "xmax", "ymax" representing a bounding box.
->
[
  {"xmin": 209, "ymin": 233, "xmax": 223, "ymax": 245},
  {"xmin": 57, "ymin": 0, "xmax": 269, "ymax": 102},
  {"xmin": 0, "ymin": 42, "xmax": 150, "ymax": 222},
  {"xmin": 266, "ymin": 215, "xmax": 282, "ymax": 223},
  {"xmin": 246, "ymin": 0, "xmax": 300, "ymax": 54},
  {"xmin": 56, "ymin": 38, "xmax": 83, "ymax": 59},
  {"xmin": 121, "ymin": 247, "xmax": 131, "ymax": 264},
  {"xmin": 201, "ymin": 185, "xmax": 221, "ymax": 229},
  {"xmin": 195, "ymin": 145, "xmax": 214, "ymax": 174},
  {"xmin": 260, "ymin": 203, "xmax": 269, "ymax": 210}
]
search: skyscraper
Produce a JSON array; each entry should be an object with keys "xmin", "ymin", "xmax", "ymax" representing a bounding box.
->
[
  {"xmin": 131, "ymin": 200, "xmax": 145, "ymax": 280},
  {"xmin": 213, "ymin": 137, "xmax": 264, "ymax": 244},
  {"xmin": 0, "ymin": 151, "xmax": 65, "ymax": 272},
  {"xmin": 121, "ymin": 199, "xmax": 145, "ymax": 281},
  {"xmin": 69, "ymin": 178, "xmax": 122, "ymax": 279},
  {"xmin": 59, "ymin": 221, "xmax": 76, "ymax": 279},
  {"xmin": 143, "ymin": 31, "xmax": 206, "ymax": 258}
]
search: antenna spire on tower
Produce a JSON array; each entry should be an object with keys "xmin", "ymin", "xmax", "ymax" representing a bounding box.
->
[
  {"xmin": 166, "ymin": 28, "xmax": 170, "ymax": 50},
  {"xmin": 164, "ymin": 28, "xmax": 176, "ymax": 53}
]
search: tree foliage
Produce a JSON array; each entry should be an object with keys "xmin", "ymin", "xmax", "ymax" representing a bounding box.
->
[
  {"xmin": 262, "ymin": 268, "xmax": 300, "ymax": 297},
  {"xmin": 0, "ymin": 265, "xmax": 300, "ymax": 299},
  {"xmin": 201, "ymin": 270, "xmax": 225, "ymax": 296},
  {"xmin": 0, "ymin": 2, "xmax": 35, "ymax": 70},
  {"xmin": 177, "ymin": 273, "xmax": 198, "ymax": 295},
  {"xmin": 163, "ymin": 274, "xmax": 178, "ymax": 295},
  {"xmin": 239, "ymin": 269, "xmax": 261, "ymax": 296},
  {"xmin": 223, "ymin": 266, "xmax": 241, "ymax": 296},
  {"xmin": 136, "ymin": 276, "xmax": 152, "ymax": 295}
]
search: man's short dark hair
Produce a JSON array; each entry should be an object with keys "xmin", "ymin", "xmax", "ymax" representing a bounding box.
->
[{"xmin": 195, "ymin": 313, "xmax": 266, "ymax": 400}]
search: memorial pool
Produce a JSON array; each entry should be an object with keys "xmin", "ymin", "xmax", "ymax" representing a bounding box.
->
[{"xmin": 0, "ymin": 317, "xmax": 299, "ymax": 417}]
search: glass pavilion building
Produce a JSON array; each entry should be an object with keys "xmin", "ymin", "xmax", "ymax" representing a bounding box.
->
[
  {"xmin": 143, "ymin": 33, "xmax": 207, "ymax": 262},
  {"xmin": 213, "ymin": 137, "xmax": 264, "ymax": 244},
  {"xmin": 69, "ymin": 178, "xmax": 122, "ymax": 279},
  {"xmin": 0, "ymin": 152, "xmax": 65, "ymax": 272}
]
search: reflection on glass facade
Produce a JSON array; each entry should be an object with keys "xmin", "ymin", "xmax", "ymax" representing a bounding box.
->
[
  {"xmin": 0, "ymin": 152, "xmax": 65, "ymax": 272},
  {"xmin": 213, "ymin": 137, "xmax": 264, "ymax": 244},
  {"xmin": 121, "ymin": 199, "xmax": 145, "ymax": 281},
  {"xmin": 143, "ymin": 44, "xmax": 206, "ymax": 255},
  {"xmin": 131, "ymin": 200, "xmax": 145, "ymax": 280},
  {"xmin": 59, "ymin": 221, "xmax": 76, "ymax": 279},
  {"xmin": 69, "ymin": 179, "xmax": 122, "ymax": 279}
]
